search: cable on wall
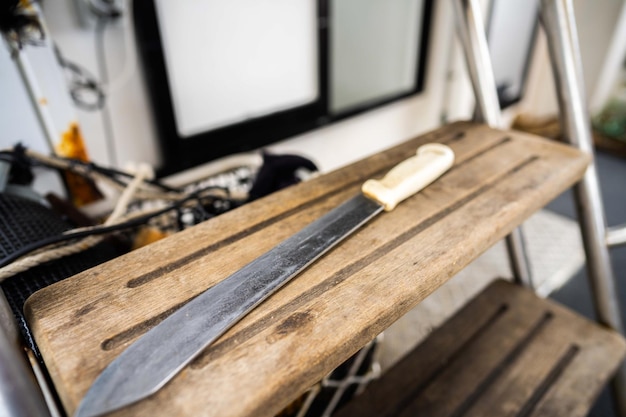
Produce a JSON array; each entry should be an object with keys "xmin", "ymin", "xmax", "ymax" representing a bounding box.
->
[{"xmin": 54, "ymin": 45, "xmax": 106, "ymax": 111}]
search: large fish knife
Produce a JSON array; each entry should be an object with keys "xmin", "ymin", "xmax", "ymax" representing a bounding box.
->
[{"xmin": 76, "ymin": 143, "xmax": 454, "ymax": 417}]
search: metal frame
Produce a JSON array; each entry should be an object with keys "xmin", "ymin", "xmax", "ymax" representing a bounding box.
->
[
  {"xmin": 540, "ymin": 0, "xmax": 626, "ymax": 413},
  {"xmin": 453, "ymin": 0, "xmax": 626, "ymax": 414},
  {"xmin": 0, "ymin": 292, "xmax": 51, "ymax": 417},
  {"xmin": 452, "ymin": 0, "xmax": 534, "ymax": 290},
  {"xmin": 0, "ymin": 7, "xmax": 61, "ymax": 415}
]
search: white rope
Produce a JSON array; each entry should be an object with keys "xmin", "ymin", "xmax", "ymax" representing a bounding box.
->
[
  {"xmin": 106, "ymin": 163, "xmax": 151, "ymax": 223},
  {"xmin": 0, "ymin": 167, "xmax": 152, "ymax": 282},
  {"xmin": 0, "ymin": 148, "xmax": 235, "ymax": 281},
  {"xmin": 0, "ymin": 236, "xmax": 104, "ymax": 282}
]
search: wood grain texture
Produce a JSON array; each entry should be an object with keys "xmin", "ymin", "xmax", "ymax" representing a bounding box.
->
[
  {"xmin": 335, "ymin": 280, "xmax": 626, "ymax": 417},
  {"xmin": 25, "ymin": 122, "xmax": 592, "ymax": 417}
]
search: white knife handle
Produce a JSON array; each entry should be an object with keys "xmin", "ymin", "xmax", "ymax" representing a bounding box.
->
[{"xmin": 362, "ymin": 143, "xmax": 454, "ymax": 211}]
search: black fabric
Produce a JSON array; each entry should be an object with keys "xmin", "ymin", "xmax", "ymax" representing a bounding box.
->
[{"xmin": 248, "ymin": 152, "xmax": 317, "ymax": 201}]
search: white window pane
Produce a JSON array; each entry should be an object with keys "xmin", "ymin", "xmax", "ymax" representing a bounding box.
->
[
  {"xmin": 156, "ymin": 0, "xmax": 318, "ymax": 137},
  {"xmin": 331, "ymin": 0, "xmax": 424, "ymax": 114}
]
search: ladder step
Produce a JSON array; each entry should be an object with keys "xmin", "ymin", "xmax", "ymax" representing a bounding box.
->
[
  {"xmin": 25, "ymin": 122, "xmax": 593, "ymax": 416},
  {"xmin": 335, "ymin": 280, "xmax": 626, "ymax": 417}
]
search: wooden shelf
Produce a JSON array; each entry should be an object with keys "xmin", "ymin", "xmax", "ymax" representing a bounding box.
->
[
  {"xmin": 335, "ymin": 280, "xmax": 626, "ymax": 417},
  {"xmin": 25, "ymin": 122, "xmax": 590, "ymax": 417}
]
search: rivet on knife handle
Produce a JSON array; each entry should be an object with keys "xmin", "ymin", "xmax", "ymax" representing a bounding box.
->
[{"xmin": 75, "ymin": 143, "xmax": 455, "ymax": 417}]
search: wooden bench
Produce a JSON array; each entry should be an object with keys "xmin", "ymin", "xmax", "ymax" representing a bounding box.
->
[
  {"xmin": 24, "ymin": 121, "xmax": 618, "ymax": 417},
  {"xmin": 335, "ymin": 280, "xmax": 626, "ymax": 417}
]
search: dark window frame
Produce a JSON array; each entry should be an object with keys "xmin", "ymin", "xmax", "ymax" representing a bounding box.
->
[{"xmin": 133, "ymin": 0, "xmax": 434, "ymax": 177}]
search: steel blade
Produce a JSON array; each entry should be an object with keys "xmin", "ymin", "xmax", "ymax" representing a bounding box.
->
[{"xmin": 76, "ymin": 194, "xmax": 383, "ymax": 417}]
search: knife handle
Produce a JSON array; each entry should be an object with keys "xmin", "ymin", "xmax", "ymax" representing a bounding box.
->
[{"xmin": 362, "ymin": 143, "xmax": 454, "ymax": 211}]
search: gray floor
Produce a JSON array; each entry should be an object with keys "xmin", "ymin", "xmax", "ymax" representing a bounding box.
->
[{"xmin": 546, "ymin": 149, "xmax": 626, "ymax": 417}]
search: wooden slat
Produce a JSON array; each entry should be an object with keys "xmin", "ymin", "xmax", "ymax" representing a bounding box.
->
[
  {"xmin": 398, "ymin": 295, "xmax": 551, "ymax": 417},
  {"xmin": 464, "ymin": 317, "xmax": 579, "ymax": 417},
  {"xmin": 335, "ymin": 280, "xmax": 626, "ymax": 417},
  {"xmin": 24, "ymin": 122, "xmax": 591, "ymax": 417}
]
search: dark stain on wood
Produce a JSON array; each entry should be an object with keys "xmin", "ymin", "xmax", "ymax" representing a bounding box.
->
[
  {"xmin": 517, "ymin": 344, "xmax": 580, "ymax": 417},
  {"xmin": 74, "ymin": 299, "xmax": 103, "ymax": 319},
  {"xmin": 266, "ymin": 311, "xmax": 315, "ymax": 345},
  {"xmin": 276, "ymin": 311, "xmax": 314, "ymax": 336}
]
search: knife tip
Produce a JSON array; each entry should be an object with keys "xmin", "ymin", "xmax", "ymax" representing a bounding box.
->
[
  {"xmin": 73, "ymin": 403, "xmax": 100, "ymax": 417},
  {"xmin": 73, "ymin": 386, "xmax": 130, "ymax": 417}
]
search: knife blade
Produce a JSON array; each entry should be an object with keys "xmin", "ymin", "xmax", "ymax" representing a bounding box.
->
[{"xmin": 75, "ymin": 143, "xmax": 454, "ymax": 417}]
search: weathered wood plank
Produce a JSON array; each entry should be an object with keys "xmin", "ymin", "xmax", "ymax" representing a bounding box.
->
[
  {"xmin": 398, "ymin": 292, "xmax": 551, "ymax": 417},
  {"xmin": 463, "ymin": 316, "xmax": 578, "ymax": 417},
  {"xmin": 24, "ymin": 122, "xmax": 591, "ymax": 416},
  {"xmin": 335, "ymin": 280, "xmax": 626, "ymax": 417}
]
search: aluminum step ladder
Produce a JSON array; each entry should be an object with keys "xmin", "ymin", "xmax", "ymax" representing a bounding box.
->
[{"xmin": 453, "ymin": 0, "xmax": 626, "ymax": 414}]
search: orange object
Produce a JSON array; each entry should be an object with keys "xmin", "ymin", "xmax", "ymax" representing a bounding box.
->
[
  {"xmin": 131, "ymin": 227, "xmax": 170, "ymax": 250},
  {"xmin": 56, "ymin": 122, "xmax": 103, "ymax": 207}
]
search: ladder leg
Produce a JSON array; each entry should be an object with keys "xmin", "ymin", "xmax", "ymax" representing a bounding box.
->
[
  {"xmin": 0, "ymin": 291, "xmax": 51, "ymax": 417},
  {"xmin": 540, "ymin": 0, "xmax": 626, "ymax": 413},
  {"xmin": 451, "ymin": 0, "xmax": 534, "ymax": 289}
]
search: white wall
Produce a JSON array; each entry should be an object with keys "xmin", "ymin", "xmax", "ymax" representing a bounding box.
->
[
  {"xmin": 519, "ymin": 0, "xmax": 624, "ymax": 118},
  {"xmin": 267, "ymin": 0, "xmax": 475, "ymax": 173},
  {"xmin": 1, "ymin": 1, "xmax": 478, "ymax": 183},
  {"xmin": 0, "ymin": 45, "xmax": 51, "ymax": 154},
  {"xmin": 40, "ymin": 0, "xmax": 160, "ymax": 169},
  {"xmin": 590, "ymin": 3, "xmax": 626, "ymax": 112}
]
